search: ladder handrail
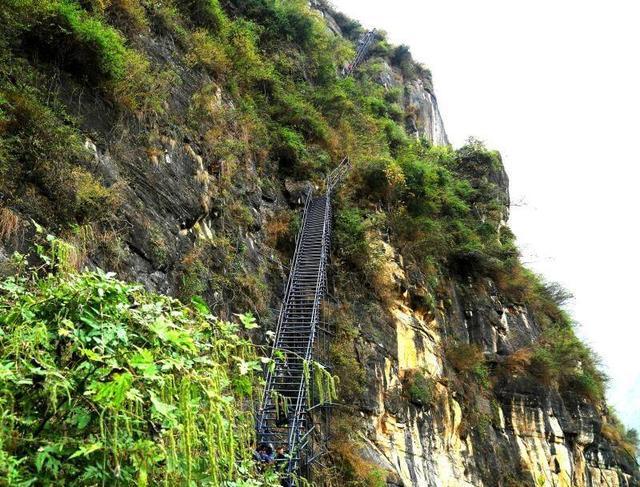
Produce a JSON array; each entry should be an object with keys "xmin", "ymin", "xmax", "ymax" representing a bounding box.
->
[{"xmin": 326, "ymin": 156, "xmax": 350, "ymax": 191}]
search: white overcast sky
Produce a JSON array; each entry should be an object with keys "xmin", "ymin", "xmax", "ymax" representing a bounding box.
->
[{"xmin": 332, "ymin": 0, "xmax": 640, "ymax": 431}]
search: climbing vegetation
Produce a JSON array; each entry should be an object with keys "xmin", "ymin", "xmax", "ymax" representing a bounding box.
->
[{"xmin": 303, "ymin": 360, "xmax": 338, "ymax": 407}]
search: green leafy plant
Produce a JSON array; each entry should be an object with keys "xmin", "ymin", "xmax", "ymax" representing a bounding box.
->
[
  {"xmin": 403, "ymin": 369, "xmax": 434, "ymax": 407},
  {"xmin": 0, "ymin": 240, "xmax": 278, "ymax": 486}
]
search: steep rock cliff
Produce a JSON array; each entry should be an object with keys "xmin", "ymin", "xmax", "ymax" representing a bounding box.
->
[{"xmin": 348, "ymin": 242, "xmax": 637, "ymax": 487}]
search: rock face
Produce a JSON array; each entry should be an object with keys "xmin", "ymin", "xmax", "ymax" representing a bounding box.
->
[
  {"xmin": 352, "ymin": 277, "xmax": 637, "ymax": 486},
  {"xmin": 333, "ymin": 144, "xmax": 637, "ymax": 486},
  {"xmin": 376, "ymin": 60, "xmax": 449, "ymax": 146},
  {"xmin": 405, "ymin": 79, "xmax": 449, "ymax": 146}
]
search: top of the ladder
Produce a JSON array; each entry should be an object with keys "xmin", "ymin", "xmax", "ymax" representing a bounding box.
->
[
  {"xmin": 326, "ymin": 157, "xmax": 351, "ymax": 192},
  {"xmin": 341, "ymin": 30, "xmax": 377, "ymax": 77}
]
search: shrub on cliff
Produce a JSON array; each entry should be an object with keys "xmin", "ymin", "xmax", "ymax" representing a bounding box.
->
[
  {"xmin": 445, "ymin": 342, "xmax": 490, "ymax": 389},
  {"xmin": 1, "ymin": 0, "xmax": 170, "ymax": 112},
  {"xmin": 181, "ymin": 0, "xmax": 229, "ymax": 33},
  {"xmin": 0, "ymin": 242, "xmax": 277, "ymax": 485},
  {"xmin": 602, "ymin": 413, "xmax": 639, "ymax": 460},
  {"xmin": 529, "ymin": 325, "xmax": 607, "ymax": 402},
  {"xmin": 0, "ymin": 75, "xmax": 119, "ymax": 227},
  {"xmin": 402, "ymin": 369, "xmax": 435, "ymax": 407}
]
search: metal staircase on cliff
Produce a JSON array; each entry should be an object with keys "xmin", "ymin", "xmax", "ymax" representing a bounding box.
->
[
  {"xmin": 342, "ymin": 30, "xmax": 376, "ymax": 76},
  {"xmin": 256, "ymin": 157, "xmax": 350, "ymax": 479}
]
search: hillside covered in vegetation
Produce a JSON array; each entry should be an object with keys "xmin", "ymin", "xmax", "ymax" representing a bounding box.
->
[{"xmin": 0, "ymin": 0, "xmax": 638, "ymax": 485}]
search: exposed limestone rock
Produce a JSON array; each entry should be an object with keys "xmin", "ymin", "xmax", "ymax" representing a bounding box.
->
[
  {"xmin": 404, "ymin": 79, "xmax": 449, "ymax": 146},
  {"xmin": 338, "ymin": 213, "xmax": 637, "ymax": 486},
  {"xmin": 376, "ymin": 60, "xmax": 449, "ymax": 146},
  {"xmin": 350, "ymin": 216, "xmax": 636, "ymax": 487}
]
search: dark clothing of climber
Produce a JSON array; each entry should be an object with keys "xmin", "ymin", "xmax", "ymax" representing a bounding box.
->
[{"xmin": 255, "ymin": 443, "xmax": 275, "ymax": 463}]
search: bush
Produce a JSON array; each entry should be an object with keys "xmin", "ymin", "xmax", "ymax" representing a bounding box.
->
[
  {"xmin": 271, "ymin": 89, "xmax": 330, "ymax": 142},
  {"xmin": 227, "ymin": 0, "xmax": 317, "ymax": 50},
  {"xmin": 0, "ymin": 85, "xmax": 117, "ymax": 226},
  {"xmin": 3, "ymin": 0, "xmax": 168, "ymax": 111},
  {"xmin": 330, "ymin": 11, "xmax": 363, "ymax": 40},
  {"xmin": 528, "ymin": 325, "xmax": 607, "ymax": 401},
  {"xmin": 601, "ymin": 418, "xmax": 638, "ymax": 459},
  {"xmin": 390, "ymin": 44, "xmax": 417, "ymax": 79},
  {"xmin": 334, "ymin": 207, "xmax": 369, "ymax": 267},
  {"xmin": 185, "ymin": 28, "xmax": 230, "ymax": 76},
  {"xmin": 225, "ymin": 19, "xmax": 271, "ymax": 85},
  {"xmin": 403, "ymin": 369, "xmax": 434, "ymax": 407},
  {"xmin": 180, "ymin": 0, "xmax": 229, "ymax": 33},
  {"xmin": 274, "ymin": 126, "xmax": 307, "ymax": 171},
  {"xmin": 383, "ymin": 118, "xmax": 409, "ymax": 151},
  {"xmin": 357, "ymin": 157, "xmax": 404, "ymax": 204},
  {"xmin": 83, "ymin": 0, "xmax": 149, "ymax": 34},
  {"xmin": 53, "ymin": 0, "xmax": 129, "ymax": 79},
  {"xmin": 369, "ymin": 38, "xmax": 392, "ymax": 58},
  {"xmin": 445, "ymin": 341, "xmax": 490, "ymax": 388},
  {"xmin": 0, "ymin": 243, "xmax": 275, "ymax": 485}
]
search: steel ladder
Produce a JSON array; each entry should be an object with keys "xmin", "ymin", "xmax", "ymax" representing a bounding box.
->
[{"xmin": 256, "ymin": 158, "xmax": 350, "ymax": 478}]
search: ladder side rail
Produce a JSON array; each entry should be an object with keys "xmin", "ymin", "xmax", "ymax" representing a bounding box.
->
[
  {"xmin": 258, "ymin": 188, "xmax": 313, "ymax": 433},
  {"xmin": 285, "ymin": 262, "xmax": 324, "ymax": 474},
  {"xmin": 342, "ymin": 30, "xmax": 375, "ymax": 76},
  {"xmin": 352, "ymin": 38, "xmax": 367, "ymax": 68},
  {"xmin": 353, "ymin": 42, "xmax": 367, "ymax": 68},
  {"xmin": 285, "ymin": 256, "xmax": 324, "ymax": 463},
  {"xmin": 284, "ymin": 227, "xmax": 327, "ymax": 468}
]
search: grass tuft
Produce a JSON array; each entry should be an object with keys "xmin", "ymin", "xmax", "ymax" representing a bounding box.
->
[{"xmin": 0, "ymin": 207, "xmax": 21, "ymax": 242}]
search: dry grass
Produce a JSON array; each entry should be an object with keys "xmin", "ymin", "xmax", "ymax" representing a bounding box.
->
[
  {"xmin": 71, "ymin": 168, "xmax": 122, "ymax": 218},
  {"xmin": 329, "ymin": 427, "xmax": 388, "ymax": 487},
  {"xmin": 445, "ymin": 341, "xmax": 485, "ymax": 373},
  {"xmin": 95, "ymin": 229, "xmax": 128, "ymax": 270},
  {"xmin": 109, "ymin": 0, "xmax": 148, "ymax": 34},
  {"xmin": 146, "ymin": 147, "xmax": 163, "ymax": 166},
  {"xmin": 493, "ymin": 263, "xmax": 535, "ymax": 303},
  {"xmin": 185, "ymin": 29, "xmax": 231, "ymax": 77},
  {"xmin": 62, "ymin": 224, "xmax": 97, "ymax": 270},
  {"xmin": 601, "ymin": 422, "xmax": 637, "ymax": 457},
  {"xmin": 264, "ymin": 211, "xmax": 292, "ymax": 249},
  {"xmin": 0, "ymin": 207, "xmax": 21, "ymax": 242},
  {"xmin": 501, "ymin": 348, "xmax": 533, "ymax": 376}
]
